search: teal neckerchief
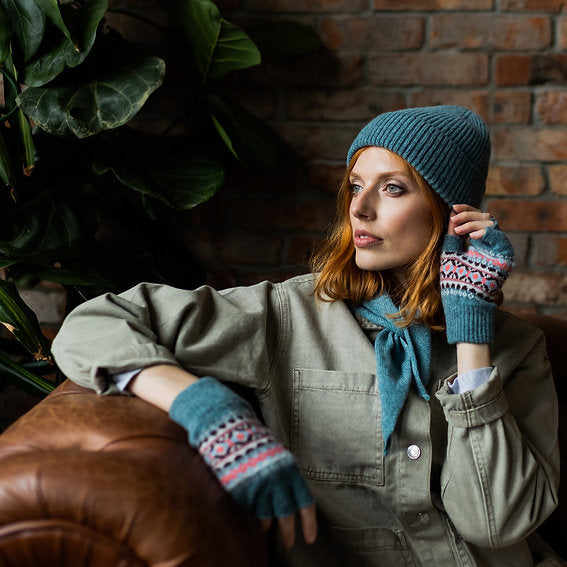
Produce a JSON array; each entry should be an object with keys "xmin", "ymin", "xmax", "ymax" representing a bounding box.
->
[{"xmin": 355, "ymin": 293, "xmax": 431, "ymax": 455}]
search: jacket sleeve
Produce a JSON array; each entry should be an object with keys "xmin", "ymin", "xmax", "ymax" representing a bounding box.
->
[
  {"xmin": 435, "ymin": 319, "xmax": 560, "ymax": 549},
  {"xmin": 51, "ymin": 281, "xmax": 281, "ymax": 395}
]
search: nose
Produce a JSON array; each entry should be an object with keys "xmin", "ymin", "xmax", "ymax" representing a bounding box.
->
[{"xmin": 350, "ymin": 189, "xmax": 376, "ymax": 220}]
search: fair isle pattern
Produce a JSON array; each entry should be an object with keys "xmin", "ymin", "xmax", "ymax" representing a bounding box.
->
[
  {"xmin": 440, "ymin": 247, "xmax": 514, "ymax": 302},
  {"xmin": 198, "ymin": 415, "xmax": 287, "ymax": 490}
]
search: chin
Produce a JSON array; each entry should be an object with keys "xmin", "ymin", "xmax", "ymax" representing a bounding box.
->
[{"xmin": 354, "ymin": 251, "xmax": 407, "ymax": 273}]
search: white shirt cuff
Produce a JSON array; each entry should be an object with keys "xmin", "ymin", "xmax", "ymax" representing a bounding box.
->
[{"xmin": 448, "ymin": 366, "xmax": 493, "ymax": 394}]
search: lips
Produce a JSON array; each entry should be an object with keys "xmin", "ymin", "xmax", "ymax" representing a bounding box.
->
[{"xmin": 354, "ymin": 229, "xmax": 383, "ymax": 247}]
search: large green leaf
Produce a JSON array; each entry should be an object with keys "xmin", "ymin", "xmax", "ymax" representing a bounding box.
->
[
  {"xmin": 207, "ymin": 94, "xmax": 283, "ymax": 171},
  {"xmin": 249, "ymin": 21, "xmax": 322, "ymax": 56},
  {"xmin": 94, "ymin": 136, "xmax": 225, "ymax": 210},
  {"xmin": 32, "ymin": 0, "xmax": 72, "ymax": 44},
  {"xmin": 0, "ymin": 3, "xmax": 11, "ymax": 64},
  {"xmin": 0, "ymin": 0, "xmax": 45, "ymax": 61},
  {"xmin": 0, "ymin": 188, "xmax": 95, "ymax": 260},
  {"xmin": 208, "ymin": 19, "xmax": 260, "ymax": 79},
  {"xmin": 0, "ymin": 126, "xmax": 18, "ymax": 194},
  {"xmin": 0, "ymin": 279, "xmax": 51, "ymax": 361},
  {"xmin": 21, "ymin": 0, "xmax": 107, "ymax": 86},
  {"xmin": 22, "ymin": 263, "xmax": 111, "ymax": 287},
  {"xmin": 176, "ymin": 0, "xmax": 259, "ymax": 81},
  {"xmin": 176, "ymin": 0, "xmax": 221, "ymax": 80},
  {"xmin": 18, "ymin": 49, "xmax": 165, "ymax": 138},
  {"xmin": 0, "ymin": 259, "xmax": 16, "ymax": 269},
  {"xmin": 0, "ymin": 352, "xmax": 54, "ymax": 397}
]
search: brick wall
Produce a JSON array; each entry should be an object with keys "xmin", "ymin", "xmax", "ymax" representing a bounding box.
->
[
  {"xmin": 181, "ymin": 0, "xmax": 567, "ymax": 318},
  {"xmin": 24, "ymin": 0, "xmax": 567, "ymax": 327}
]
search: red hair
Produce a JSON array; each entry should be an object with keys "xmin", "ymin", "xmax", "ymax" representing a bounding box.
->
[{"xmin": 311, "ymin": 149, "xmax": 451, "ymax": 329}]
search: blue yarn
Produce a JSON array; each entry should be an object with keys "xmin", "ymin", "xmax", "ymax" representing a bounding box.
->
[
  {"xmin": 347, "ymin": 105, "xmax": 491, "ymax": 209},
  {"xmin": 355, "ymin": 293, "xmax": 431, "ymax": 455}
]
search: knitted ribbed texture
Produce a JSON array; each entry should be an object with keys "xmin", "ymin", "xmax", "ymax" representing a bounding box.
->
[
  {"xmin": 347, "ymin": 105, "xmax": 490, "ymax": 208},
  {"xmin": 169, "ymin": 376, "xmax": 314, "ymax": 519},
  {"xmin": 355, "ymin": 293, "xmax": 431, "ymax": 455},
  {"xmin": 440, "ymin": 226, "xmax": 515, "ymax": 345}
]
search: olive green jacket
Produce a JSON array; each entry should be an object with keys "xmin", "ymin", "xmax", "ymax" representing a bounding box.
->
[{"xmin": 51, "ymin": 274, "xmax": 561, "ymax": 566}]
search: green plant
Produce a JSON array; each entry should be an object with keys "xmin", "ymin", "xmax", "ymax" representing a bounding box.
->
[{"xmin": 0, "ymin": 0, "xmax": 320, "ymax": 400}]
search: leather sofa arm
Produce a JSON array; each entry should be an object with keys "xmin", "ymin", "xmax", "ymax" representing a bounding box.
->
[{"xmin": 0, "ymin": 380, "xmax": 268, "ymax": 567}]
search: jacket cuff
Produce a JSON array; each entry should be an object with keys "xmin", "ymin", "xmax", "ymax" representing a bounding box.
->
[{"xmin": 435, "ymin": 368, "xmax": 509, "ymax": 428}]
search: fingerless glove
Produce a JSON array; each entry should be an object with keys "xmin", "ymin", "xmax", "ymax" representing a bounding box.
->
[
  {"xmin": 170, "ymin": 376, "xmax": 313, "ymax": 519},
  {"xmin": 440, "ymin": 224, "xmax": 514, "ymax": 344}
]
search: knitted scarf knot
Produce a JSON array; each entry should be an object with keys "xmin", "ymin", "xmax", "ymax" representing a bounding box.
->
[{"xmin": 355, "ymin": 293, "xmax": 431, "ymax": 455}]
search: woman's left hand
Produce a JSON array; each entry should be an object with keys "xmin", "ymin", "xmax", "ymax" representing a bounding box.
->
[
  {"xmin": 440, "ymin": 203, "xmax": 515, "ymax": 345},
  {"xmin": 448, "ymin": 203, "xmax": 494, "ymax": 239}
]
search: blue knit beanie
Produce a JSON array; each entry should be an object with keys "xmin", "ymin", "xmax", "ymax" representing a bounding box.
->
[{"xmin": 346, "ymin": 105, "xmax": 491, "ymax": 208}]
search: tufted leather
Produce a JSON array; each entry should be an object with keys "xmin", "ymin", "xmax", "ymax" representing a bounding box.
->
[
  {"xmin": 0, "ymin": 312, "xmax": 564, "ymax": 565},
  {"xmin": 0, "ymin": 381, "xmax": 268, "ymax": 566}
]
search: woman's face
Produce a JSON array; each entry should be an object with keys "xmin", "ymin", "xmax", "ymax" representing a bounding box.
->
[{"xmin": 349, "ymin": 147, "xmax": 433, "ymax": 278}]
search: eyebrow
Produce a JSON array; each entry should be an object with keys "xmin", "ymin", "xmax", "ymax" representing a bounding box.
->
[{"xmin": 349, "ymin": 170, "xmax": 411, "ymax": 180}]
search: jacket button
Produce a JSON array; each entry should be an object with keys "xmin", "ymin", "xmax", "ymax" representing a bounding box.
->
[
  {"xmin": 407, "ymin": 444, "xmax": 421, "ymax": 459},
  {"xmin": 417, "ymin": 512, "xmax": 431, "ymax": 526}
]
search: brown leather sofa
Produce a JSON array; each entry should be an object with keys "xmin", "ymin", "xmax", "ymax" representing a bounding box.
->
[{"xmin": 0, "ymin": 312, "xmax": 565, "ymax": 566}]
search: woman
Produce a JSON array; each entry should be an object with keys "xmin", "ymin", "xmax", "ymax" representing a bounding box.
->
[{"xmin": 52, "ymin": 106, "xmax": 560, "ymax": 566}]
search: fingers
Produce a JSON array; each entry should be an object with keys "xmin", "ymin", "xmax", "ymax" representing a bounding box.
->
[
  {"xmin": 300, "ymin": 504, "xmax": 318, "ymax": 545},
  {"xmin": 449, "ymin": 203, "xmax": 494, "ymax": 239},
  {"xmin": 264, "ymin": 504, "xmax": 318, "ymax": 550},
  {"xmin": 278, "ymin": 513, "xmax": 297, "ymax": 549}
]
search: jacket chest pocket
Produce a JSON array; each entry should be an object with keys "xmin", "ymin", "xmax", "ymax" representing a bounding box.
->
[{"xmin": 291, "ymin": 368, "xmax": 384, "ymax": 486}]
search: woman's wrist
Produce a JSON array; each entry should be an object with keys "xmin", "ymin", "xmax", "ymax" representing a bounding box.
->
[
  {"xmin": 128, "ymin": 364, "xmax": 199, "ymax": 412},
  {"xmin": 456, "ymin": 343, "xmax": 491, "ymax": 375}
]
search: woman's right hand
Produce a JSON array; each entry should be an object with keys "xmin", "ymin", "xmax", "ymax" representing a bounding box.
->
[
  {"xmin": 168, "ymin": 375, "xmax": 317, "ymax": 548},
  {"xmin": 440, "ymin": 204, "xmax": 515, "ymax": 345}
]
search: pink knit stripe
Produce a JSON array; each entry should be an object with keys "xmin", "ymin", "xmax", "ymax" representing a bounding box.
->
[{"xmin": 220, "ymin": 445, "xmax": 285, "ymax": 485}]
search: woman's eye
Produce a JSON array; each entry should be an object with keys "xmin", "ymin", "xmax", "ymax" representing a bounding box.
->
[
  {"xmin": 350, "ymin": 183, "xmax": 364, "ymax": 194},
  {"xmin": 385, "ymin": 183, "xmax": 404, "ymax": 195}
]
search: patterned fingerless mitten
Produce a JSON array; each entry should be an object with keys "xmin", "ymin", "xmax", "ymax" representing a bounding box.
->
[
  {"xmin": 170, "ymin": 376, "xmax": 313, "ymax": 519},
  {"xmin": 440, "ymin": 224, "xmax": 515, "ymax": 344}
]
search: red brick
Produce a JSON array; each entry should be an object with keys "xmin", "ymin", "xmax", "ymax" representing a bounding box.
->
[
  {"xmin": 187, "ymin": 228, "xmax": 284, "ymax": 266},
  {"xmin": 492, "ymin": 127, "xmax": 567, "ymax": 161},
  {"xmin": 277, "ymin": 123, "xmax": 358, "ymax": 160},
  {"xmin": 494, "ymin": 55, "xmax": 532, "ymax": 86},
  {"xmin": 374, "ymin": 0, "xmax": 491, "ymax": 9},
  {"xmin": 369, "ymin": 53, "xmax": 488, "ymax": 86},
  {"xmin": 500, "ymin": 0, "xmax": 565, "ymax": 11},
  {"xmin": 320, "ymin": 15, "xmax": 424, "ymax": 51},
  {"xmin": 287, "ymin": 235, "xmax": 326, "ymax": 266},
  {"xmin": 222, "ymin": 88, "xmax": 277, "ymax": 121},
  {"xmin": 503, "ymin": 271, "xmax": 567, "ymax": 306},
  {"xmin": 532, "ymin": 235, "xmax": 567, "ymax": 268},
  {"xmin": 430, "ymin": 15, "xmax": 551, "ymax": 50},
  {"xmin": 535, "ymin": 91, "xmax": 567, "ymax": 124},
  {"xmin": 548, "ymin": 165, "xmax": 567, "ymax": 195},
  {"xmin": 529, "ymin": 55, "xmax": 567, "ymax": 84},
  {"xmin": 286, "ymin": 89, "xmax": 405, "ymax": 121},
  {"xmin": 498, "ymin": 54, "xmax": 567, "ymax": 87},
  {"xmin": 409, "ymin": 90, "xmax": 489, "ymax": 118},
  {"xmin": 486, "ymin": 165, "xmax": 544, "ymax": 196},
  {"xmin": 248, "ymin": 53, "xmax": 363, "ymax": 87},
  {"xmin": 248, "ymin": 0, "xmax": 368, "ymax": 11},
  {"xmin": 507, "ymin": 234, "xmax": 529, "ymax": 268},
  {"xmin": 484, "ymin": 199, "xmax": 567, "ymax": 232},
  {"xmin": 307, "ymin": 163, "xmax": 346, "ymax": 195},
  {"xmin": 559, "ymin": 18, "xmax": 567, "ymax": 49},
  {"xmin": 491, "ymin": 91, "xmax": 532, "ymax": 124},
  {"xmin": 235, "ymin": 197, "xmax": 335, "ymax": 231}
]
